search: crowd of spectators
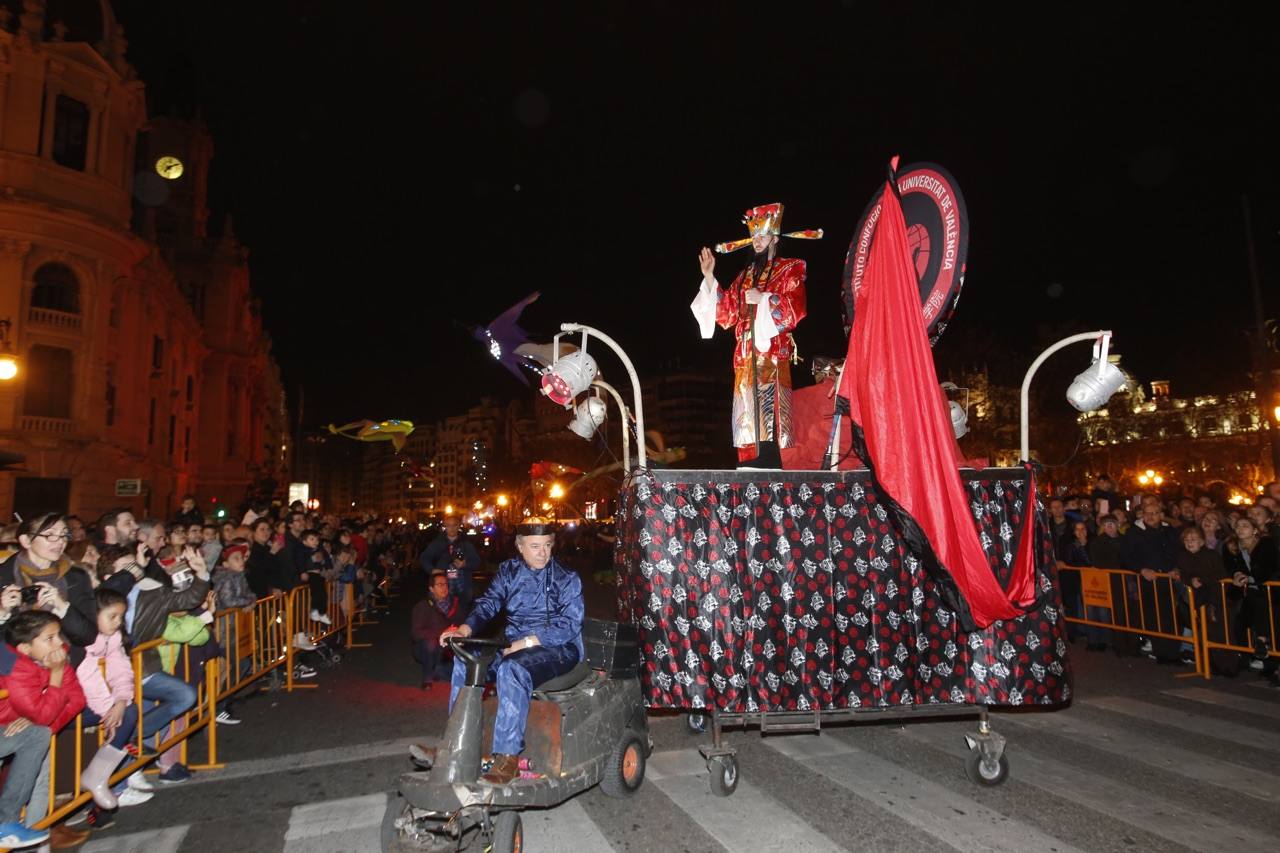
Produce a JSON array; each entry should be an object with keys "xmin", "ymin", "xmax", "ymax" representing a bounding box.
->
[
  {"xmin": 1052, "ymin": 475, "xmax": 1280, "ymax": 684},
  {"xmin": 0, "ymin": 496, "xmax": 410, "ymax": 850}
]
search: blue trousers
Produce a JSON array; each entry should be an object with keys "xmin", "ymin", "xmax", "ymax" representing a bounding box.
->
[{"xmin": 449, "ymin": 642, "xmax": 580, "ymax": 755}]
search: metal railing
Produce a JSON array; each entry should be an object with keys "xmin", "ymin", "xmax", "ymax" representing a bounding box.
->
[
  {"xmin": 1056, "ymin": 566, "xmax": 1205, "ymax": 677},
  {"xmin": 0, "ymin": 582, "xmax": 373, "ymax": 838}
]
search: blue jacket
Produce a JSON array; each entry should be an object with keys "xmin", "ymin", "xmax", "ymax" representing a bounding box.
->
[{"xmin": 464, "ymin": 557, "xmax": 584, "ymax": 656}]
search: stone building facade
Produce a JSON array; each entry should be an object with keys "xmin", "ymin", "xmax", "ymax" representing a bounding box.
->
[{"xmin": 0, "ymin": 2, "xmax": 287, "ymax": 520}]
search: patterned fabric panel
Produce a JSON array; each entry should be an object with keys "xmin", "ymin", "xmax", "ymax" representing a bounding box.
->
[{"xmin": 615, "ymin": 470, "xmax": 1071, "ymax": 711}]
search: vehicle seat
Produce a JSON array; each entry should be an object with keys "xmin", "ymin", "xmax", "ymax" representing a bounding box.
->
[{"xmin": 532, "ymin": 661, "xmax": 591, "ymax": 696}]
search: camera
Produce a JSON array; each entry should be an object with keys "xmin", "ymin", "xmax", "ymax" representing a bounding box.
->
[{"xmin": 20, "ymin": 585, "xmax": 41, "ymax": 605}]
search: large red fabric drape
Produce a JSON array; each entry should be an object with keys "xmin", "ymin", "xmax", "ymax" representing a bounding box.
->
[{"xmin": 837, "ymin": 167, "xmax": 1034, "ymax": 627}]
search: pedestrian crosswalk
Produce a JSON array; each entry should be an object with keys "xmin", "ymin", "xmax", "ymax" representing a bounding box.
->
[{"xmin": 72, "ymin": 685, "xmax": 1280, "ymax": 853}]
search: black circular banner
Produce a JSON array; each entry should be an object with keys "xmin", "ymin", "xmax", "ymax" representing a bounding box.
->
[{"xmin": 842, "ymin": 163, "xmax": 969, "ymax": 346}]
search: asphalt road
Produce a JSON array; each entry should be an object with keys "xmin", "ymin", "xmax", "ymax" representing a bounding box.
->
[{"xmin": 74, "ymin": 569, "xmax": 1280, "ymax": 853}]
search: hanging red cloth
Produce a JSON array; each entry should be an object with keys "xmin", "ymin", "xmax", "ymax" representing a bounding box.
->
[{"xmin": 836, "ymin": 160, "xmax": 1034, "ymax": 629}]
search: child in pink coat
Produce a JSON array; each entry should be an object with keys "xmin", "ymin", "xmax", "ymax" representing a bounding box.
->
[{"xmin": 75, "ymin": 587, "xmax": 156, "ymax": 809}]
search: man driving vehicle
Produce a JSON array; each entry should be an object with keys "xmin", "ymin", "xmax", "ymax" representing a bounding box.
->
[{"xmin": 434, "ymin": 518, "xmax": 584, "ymax": 784}]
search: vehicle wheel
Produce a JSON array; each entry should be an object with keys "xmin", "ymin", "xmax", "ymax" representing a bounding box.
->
[
  {"xmin": 707, "ymin": 754, "xmax": 738, "ymax": 797},
  {"xmin": 963, "ymin": 748, "xmax": 1009, "ymax": 786},
  {"xmin": 380, "ymin": 794, "xmax": 455, "ymax": 852},
  {"xmin": 600, "ymin": 732, "xmax": 646, "ymax": 798},
  {"xmin": 687, "ymin": 712, "xmax": 708, "ymax": 734},
  {"xmin": 491, "ymin": 810, "xmax": 523, "ymax": 853}
]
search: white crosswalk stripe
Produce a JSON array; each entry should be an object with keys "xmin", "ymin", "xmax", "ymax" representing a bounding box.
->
[
  {"xmin": 1082, "ymin": 694, "xmax": 1280, "ymax": 752},
  {"xmin": 68, "ymin": 687, "xmax": 1280, "ymax": 853},
  {"xmin": 1166, "ymin": 686, "xmax": 1280, "ymax": 720},
  {"xmin": 648, "ymin": 749, "xmax": 849, "ymax": 853},
  {"xmin": 904, "ymin": 722, "xmax": 1278, "ymax": 853},
  {"xmin": 522, "ymin": 798, "xmax": 617, "ymax": 852},
  {"xmin": 759, "ymin": 733, "xmax": 1086, "ymax": 853},
  {"xmin": 1004, "ymin": 705, "xmax": 1280, "ymax": 801},
  {"xmin": 282, "ymin": 792, "xmax": 386, "ymax": 852}
]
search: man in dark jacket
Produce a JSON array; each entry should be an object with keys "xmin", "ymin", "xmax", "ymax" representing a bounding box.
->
[
  {"xmin": 419, "ymin": 517, "xmax": 480, "ymax": 605},
  {"xmin": 275, "ymin": 511, "xmax": 307, "ymax": 589},
  {"xmin": 1121, "ymin": 503, "xmax": 1181, "ymax": 662},
  {"xmin": 410, "ymin": 572, "xmax": 464, "ymax": 688}
]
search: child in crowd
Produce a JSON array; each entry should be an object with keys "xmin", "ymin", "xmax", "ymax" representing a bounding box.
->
[
  {"xmin": 299, "ymin": 529, "xmax": 332, "ymax": 626},
  {"xmin": 75, "ymin": 587, "xmax": 156, "ymax": 811},
  {"xmin": 0, "ymin": 616, "xmax": 52, "ymax": 850},
  {"xmin": 213, "ymin": 540, "xmax": 258, "ymax": 610},
  {"xmin": 335, "ymin": 545, "xmax": 361, "ymax": 619},
  {"xmin": 200, "ymin": 524, "xmax": 223, "ymax": 569}
]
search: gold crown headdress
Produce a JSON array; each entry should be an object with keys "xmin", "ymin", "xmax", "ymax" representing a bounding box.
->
[{"xmin": 714, "ymin": 203, "xmax": 824, "ymax": 253}]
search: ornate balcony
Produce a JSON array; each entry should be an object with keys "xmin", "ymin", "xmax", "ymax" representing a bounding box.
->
[
  {"xmin": 19, "ymin": 416, "xmax": 75, "ymax": 435},
  {"xmin": 27, "ymin": 307, "xmax": 83, "ymax": 332}
]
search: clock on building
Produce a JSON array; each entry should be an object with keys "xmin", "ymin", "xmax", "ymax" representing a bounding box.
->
[{"xmin": 155, "ymin": 156, "xmax": 184, "ymax": 180}]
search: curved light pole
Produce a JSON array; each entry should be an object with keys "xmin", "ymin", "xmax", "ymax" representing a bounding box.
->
[
  {"xmin": 1020, "ymin": 329, "xmax": 1112, "ymax": 463},
  {"xmin": 591, "ymin": 378, "xmax": 632, "ymax": 473},
  {"xmin": 556, "ymin": 323, "xmax": 647, "ymax": 469}
]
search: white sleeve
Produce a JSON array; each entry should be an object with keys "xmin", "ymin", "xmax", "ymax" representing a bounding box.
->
[
  {"xmin": 753, "ymin": 294, "xmax": 780, "ymax": 352},
  {"xmin": 690, "ymin": 277, "xmax": 720, "ymax": 339}
]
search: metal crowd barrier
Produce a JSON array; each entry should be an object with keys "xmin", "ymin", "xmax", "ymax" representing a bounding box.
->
[
  {"xmin": 0, "ymin": 581, "xmax": 373, "ymax": 838},
  {"xmin": 1056, "ymin": 566, "xmax": 1205, "ymax": 678},
  {"xmin": 285, "ymin": 579, "xmax": 369, "ymax": 690},
  {"xmin": 1196, "ymin": 579, "xmax": 1280, "ymax": 679}
]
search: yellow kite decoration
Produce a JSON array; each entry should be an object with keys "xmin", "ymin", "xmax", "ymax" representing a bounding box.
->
[{"xmin": 326, "ymin": 419, "xmax": 415, "ymax": 452}]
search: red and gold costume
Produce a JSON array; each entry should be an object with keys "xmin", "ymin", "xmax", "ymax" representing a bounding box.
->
[{"xmin": 691, "ymin": 203, "xmax": 820, "ymax": 462}]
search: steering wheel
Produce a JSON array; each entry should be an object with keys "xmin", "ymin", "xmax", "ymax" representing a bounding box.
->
[
  {"xmin": 447, "ymin": 636, "xmax": 505, "ymax": 686},
  {"xmin": 447, "ymin": 636, "xmax": 505, "ymax": 662}
]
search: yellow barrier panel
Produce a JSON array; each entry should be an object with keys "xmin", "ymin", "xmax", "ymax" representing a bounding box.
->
[
  {"xmin": 1057, "ymin": 566, "xmax": 1204, "ymax": 677},
  {"xmin": 1197, "ymin": 579, "xmax": 1280, "ymax": 680},
  {"xmin": 284, "ymin": 579, "xmax": 370, "ymax": 691},
  {"xmin": 0, "ymin": 585, "xmax": 372, "ymax": 841}
]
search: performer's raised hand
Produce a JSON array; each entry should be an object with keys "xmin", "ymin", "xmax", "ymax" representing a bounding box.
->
[
  {"xmin": 699, "ymin": 247, "xmax": 715, "ymax": 282},
  {"xmin": 744, "ymin": 288, "xmax": 763, "ymax": 304}
]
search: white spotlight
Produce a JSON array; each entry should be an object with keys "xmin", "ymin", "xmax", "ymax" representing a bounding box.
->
[
  {"xmin": 568, "ymin": 397, "xmax": 608, "ymax": 439},
  {"xmin": 1066, "ymin": 335, "xmax": 1125, "ymax": 412}
]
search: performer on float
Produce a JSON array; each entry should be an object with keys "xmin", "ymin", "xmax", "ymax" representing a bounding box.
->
[{"xmin": 691, "ymin": 203, "xmax": 821, "ymax": 468}]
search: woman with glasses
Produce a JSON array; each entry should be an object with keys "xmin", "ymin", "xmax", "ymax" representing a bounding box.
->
[{"xmin": 0, "ymin": 513, "xmax": 101, "ymax": 656}]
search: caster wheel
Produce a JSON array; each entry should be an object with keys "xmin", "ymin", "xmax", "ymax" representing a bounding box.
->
[
  {"xmin": 707, "ymin": 754, "xmax": 738, "ymax": 797},
  {"xmin": 963, "ymin": 748, "xmax": 1009, "ymax": 786},
  {"xmin": 492, "ymin": 810, "xmax": 523, "ymax": 853},
  {"xmin": 601, "ymin": 732, "xmax": 646, "ymax": 798},
  {"xmin": 687, "ymin": 712, "xmax": 708, "ymax": 734}
]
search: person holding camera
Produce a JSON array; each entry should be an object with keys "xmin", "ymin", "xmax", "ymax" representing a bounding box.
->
[
  {"xmin": 0, "ymin": 513, "xmax": 100, "ymax": 662},
  {"xmin": 419, "ymin": 516, "xmax": 480, "ymax": 605}
]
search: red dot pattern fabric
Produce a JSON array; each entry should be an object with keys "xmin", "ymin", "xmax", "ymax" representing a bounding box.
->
[{"xmin": 615, "ymin": 470, "xmax": 1071, "ymax": 712}]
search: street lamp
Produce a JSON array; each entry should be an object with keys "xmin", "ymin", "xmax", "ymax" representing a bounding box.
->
[
  {"xmin": 548, "ymin": 483, "xmax": 564, "ymax": 499},
  {"xmin": 496, "ymin": 494, "xmax": 508, "ymax": 507},
  {"xmin": 0, "ymin": 319, "xmax": 18, "ymax": 381},
  {"xmin": 1020, "ymin": 330, "xmax": 1123, "ymax": 462}
]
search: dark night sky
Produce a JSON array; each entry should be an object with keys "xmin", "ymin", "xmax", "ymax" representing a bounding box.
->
[{"xmin": 112, "ymin": 2, "xmax": 1278, "ymax": 429}]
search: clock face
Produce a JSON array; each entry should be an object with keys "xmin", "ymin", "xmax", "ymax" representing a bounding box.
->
[{"xmin": 155, "ymin": 156, "xmax": 184, "ymax": 180}]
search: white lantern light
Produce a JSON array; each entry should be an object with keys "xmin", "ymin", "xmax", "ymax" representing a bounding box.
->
[{"xmin": 568, "ymin": 397, "xmax": 608, "ymax": 439}]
